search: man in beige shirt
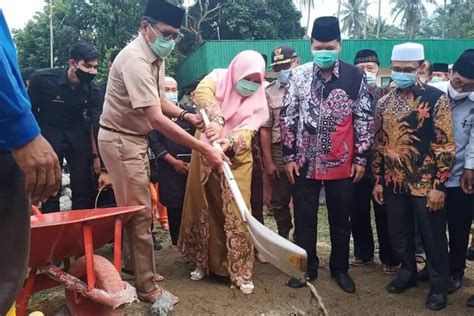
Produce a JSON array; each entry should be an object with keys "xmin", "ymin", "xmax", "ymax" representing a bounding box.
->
[
  {"xmin": 98, "ymin": 0, "xmax": 225, "ymax": 304},
  {"xmin": 260, "ymin": 46, "xmax": 299, "ymax": 239}
]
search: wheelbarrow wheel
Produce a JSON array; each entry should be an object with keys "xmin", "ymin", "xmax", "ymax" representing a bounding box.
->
[{"xmin": 65, "ymin": 255, "xmax": 126, "ymax": 316}]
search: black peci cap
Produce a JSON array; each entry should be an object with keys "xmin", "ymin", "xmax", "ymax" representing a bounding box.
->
[
  {"xmin": 453, "ymin": 49, "xmax": 474, "ymax": 79},
  {"xmin": 432, "ymin": 63, "xmax": 449, "ymax": 73},
  {"xmin": 354, "ymin": 49, "xmax": 379, "ymax": 66},
  {"xmin": 144, "ymin": 0, "xmax": 185, "ymax": 29},
  {"xmin": 311, "ymin": 16, "xmax": 341, "ymax": 42}
]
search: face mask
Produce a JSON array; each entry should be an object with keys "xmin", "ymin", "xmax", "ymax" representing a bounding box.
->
[
  {"xmin": 365, "ymin": 71, "xmax": 377, "ymax": 86},
  {"xmin": 235, "ymin": 79, "xmax": 261, "ymax": 97},
  {"xmin": 75, "ymin": 67, "xmax": 96, "ymax": 84},
  {"xmin": 391, "ymin": 71, "xmax": 417, "ymax": 89},
  {"xmin": 277, "ymin": 69, "xmax": 291, "ymax": 84},
  {"xmin": 448, "ymin": 82, "xmax": 471, "ymax": 101},
  {"xmin": 312, "ymin": 50, "xmax": 338, "ymax": 69},
  {"xmin": 430, "ymin": 76, "xmax": 444, "ymax": 83},
  {"xmin": 165, "ymin": 92, "xmax": 178, "ymax": 104},
  {"xmin": 147, "ymin": 25, "xmax": 176, "ymax": 59}
]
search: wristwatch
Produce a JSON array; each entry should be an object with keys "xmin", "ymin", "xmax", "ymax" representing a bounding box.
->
[{"xmin": 211, "ymin": 115, "xmax": 225, "ymax": 126}]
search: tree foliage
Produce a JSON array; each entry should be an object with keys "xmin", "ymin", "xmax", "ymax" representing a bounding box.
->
[{"xmin": 13, "ymin": 0, "xmax": 304, "ymax": 83}]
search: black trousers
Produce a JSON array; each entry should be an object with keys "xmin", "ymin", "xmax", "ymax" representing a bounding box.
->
[
  {"xmin": 446, "ymin": 187, "xmax": 474, "ymax": 279},
  {"xmin": 42, "ymin": 140, "xmax": 94, "ymax": 213},
  {"xmin": 0, "ymin": 153, "xmax": 30, "ymax": 314},
  {"xmin": 385, "ymin": 192, "xmax": 449, "ymax": 292},
  {"xmin": 293, "ymin": 177, "xmax": 353, "ymax": 276},
  {"xmin": 167, "ymin": 206, "xmax": 183, "ymax": 246},
  {"xmin": 351, "ymin": 177, "xmax": 398, "ymax": 265}
]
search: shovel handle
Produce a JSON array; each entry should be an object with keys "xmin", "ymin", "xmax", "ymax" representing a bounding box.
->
[{"xmin": 200, "ymin": 109, "xmax": 249, "ymax": 221}]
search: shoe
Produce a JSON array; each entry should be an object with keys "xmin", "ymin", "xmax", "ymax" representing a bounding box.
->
[
  {"xmin": 239, "ymin": 281, "xmax": 254, "ymax": 294},
  {"xmin": 417, "ymin": 266, "xmax": 429, "ymax": 282},
  {"xmin": 426, "ymin": 291, "xmax": 447, "ymax": 311},
  {"xmin": 190, "ymin": 267, "xmax": 205, "ymax": 281},
  {"xmin": 350, "ymin": 257, "xmax": 374, "ymax": 267},
  {"xmin": 447, "ymin": 277, "xmax": 462, "ymax": 294},
  {"xmin": 332, "ymin": 272, "xmax": 356, "ymax": 293},
  {"xmin": 386, "ymin": 277, "xmax": 417, "ymax": 294},
  {"xmin": 467, "ymin": 295, "xmax": 474, "ymax": 307},
  {"xmin": 467, "ymin": 247, "xmax": 474, "ymax": 261},
  {"xmin": 154, "ymin": 239, "xmax": 163, "ymax": 251},
  {"xmin": 383, "ymin": 264, "xmax": 399, "ymax": 275},
  {"xmin": 287, "ymin": 273, "xmax": 317, "ymax": 289}
]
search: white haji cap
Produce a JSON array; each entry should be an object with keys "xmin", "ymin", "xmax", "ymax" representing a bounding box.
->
[
  {"xmin": 391, "ymin": 43, "xmax": 425, "ymax": 61},
  {"xmin": 165, "ymin": 76, "xmax": 177, "ymax": 85}
]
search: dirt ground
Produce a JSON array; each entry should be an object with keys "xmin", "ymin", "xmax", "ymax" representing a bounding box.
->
[{"xmin": 28, "ymin": 212, "xmax": 474, "ymax": 316}]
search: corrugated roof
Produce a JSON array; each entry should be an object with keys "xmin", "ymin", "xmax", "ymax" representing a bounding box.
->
[{"xmin": 176, "ymin": 39, "xmax": 474, "ymax": 88}]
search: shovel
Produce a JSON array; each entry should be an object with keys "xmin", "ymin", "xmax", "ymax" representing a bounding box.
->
[{"xmin": 200, "ymin": 109, "xmax": 328, "ymax": 315}]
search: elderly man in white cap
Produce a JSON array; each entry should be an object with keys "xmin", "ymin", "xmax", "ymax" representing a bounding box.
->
[{"xmin": 372, "ymin": 43, "xmax": 455, "ymax": 311}]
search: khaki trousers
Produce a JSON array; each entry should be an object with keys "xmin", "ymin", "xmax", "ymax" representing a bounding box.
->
[{"xmin": 98, "ymin": 128, "xmax": 158, "ymax": 296}]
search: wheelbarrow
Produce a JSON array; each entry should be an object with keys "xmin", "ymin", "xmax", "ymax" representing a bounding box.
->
[{"xmin": 15, "ymin": 205, "xmax": 145, "ymax": 316}]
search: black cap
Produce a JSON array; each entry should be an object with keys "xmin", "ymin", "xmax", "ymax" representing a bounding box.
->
[
  {"xmin": 311, "ymin": 16, "xmax": 341, "ymax": 42},
  {"xmin": 453, "ymin": 49, "xmax": 474, "ymax": 79},
  {"xmin": 270, "ymin": 46, "xmax": 297, "ymax": 66},
  {"xmin": 144, "ymin": 0, "xmax": 185, "ymax": 29},
  {"xmin": 354, "ymin": 49, "xmax": 379, "ymax": 66},
  {"xmin": 432, "ymin": 63, "xmax": 449, "ymax": 73}
]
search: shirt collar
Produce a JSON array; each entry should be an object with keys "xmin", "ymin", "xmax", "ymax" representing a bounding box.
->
[
  {"xmin": 314, "ymin": 60, "xmax": 340, "ymax": 80},
  {"xmin": 138, "ymin": 32, "xmax": 161, "ymax": 65}
]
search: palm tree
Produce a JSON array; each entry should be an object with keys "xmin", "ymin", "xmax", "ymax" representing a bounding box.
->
[
  {"xmin": 298, "ymin": 0, "xmax": 315, "ymax": 35},
  {"xmin": 337, "ymin": 0, "xmax": 342, "ymax": 20},
  {"xmin": 390, "ymin": 0, "xmax": 436, "ymax": 39},
  {"xmin": 340, "ymin": 0, "xmax": 366, "ymax": 38},
  {"xmin": 377, "ymin": 0, "xmax": 382, "ymax": 38}
]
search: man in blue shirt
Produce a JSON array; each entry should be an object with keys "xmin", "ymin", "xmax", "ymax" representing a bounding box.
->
[{"xmin": 0, "ymin": 10, "xmax": 61, "ymax": 313}]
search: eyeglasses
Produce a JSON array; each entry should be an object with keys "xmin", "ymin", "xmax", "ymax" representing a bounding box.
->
[
  {"xmin": 450, "ymin": 77, "xmax": 474, "ymax": 92},
  {"xmin": 150, "ymin": 24, "xmax": 183, "ymax": 42}
]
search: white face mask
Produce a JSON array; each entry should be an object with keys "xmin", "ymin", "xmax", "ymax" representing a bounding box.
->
[
  {"xmin": 448, "ymin": 82, "xmax": 471, "ymax": 101},
  {"xmin": 365, "ymin": 71, "xmax": 377, "ymax": 86}
]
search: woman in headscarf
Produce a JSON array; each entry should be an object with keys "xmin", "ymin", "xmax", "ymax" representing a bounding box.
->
[{"xmin": 178, "ymin": 50, "xmax": 268, "ymax": 294}]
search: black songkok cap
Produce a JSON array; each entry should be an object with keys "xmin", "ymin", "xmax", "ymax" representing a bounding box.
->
[
  {"xmin": 354, "ymin": 49, "xmax": 380, "ymax": 66},
  {"xmin": 453, "ymin": 49, "xmax": 474, "ymax": 80},
  {"xmin": 144, "ymin": 0, "xmax": 185, "ymax": 29},
  {"xmin": 432, "ymin": 63, "xmax": 449, "ymax": 73},
  {"xmin": 311, "ymin": 16, "xmax": 341, "ymax": 42}
]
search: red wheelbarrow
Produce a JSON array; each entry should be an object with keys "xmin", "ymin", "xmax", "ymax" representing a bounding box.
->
[{"xmin": 16, "ymin": 205, "xmax": 145, "ymax": 316}]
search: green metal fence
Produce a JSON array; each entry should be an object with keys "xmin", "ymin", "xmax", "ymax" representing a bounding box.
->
[{"xmin": 176, "ymin": 39, "xmax": 474, "ymax": 88}]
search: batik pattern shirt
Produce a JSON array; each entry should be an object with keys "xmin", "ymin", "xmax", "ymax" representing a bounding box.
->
[
  {"xmin": 372, "ymin": 84, "xmax": 455, "ymax": 196},
  {"xmin": 280, "ymin": 61, "xmax": 374, "ymax": 180}
]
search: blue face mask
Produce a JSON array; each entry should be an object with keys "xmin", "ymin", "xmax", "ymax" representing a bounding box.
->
[
  {"xmin": 312, "ymin": 50, "xmax": 338, "ymax": 69},
  {"xmin": 235, "ymin": 79, "xmax": 261, "ymax": 97},
  {"xmin": 365, "ymin": 71, "xmax": 377, "ymax": 86},
  {"xmin": 277, "ymin": 69, "xmax": 291, "ymax": 84},
  {"xmin": 430, "ymin": 76, "xmax": 444, "ymax": 83},
  {"xmin": 165, "ymin": 92, "xmax": 178, "ymax": 104},
  {"xmin": 391, "ymin": 71, "xmax": 417, "ymax": 89}
]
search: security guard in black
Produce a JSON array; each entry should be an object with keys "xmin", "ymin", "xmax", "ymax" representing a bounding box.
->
[{"xmin": 28, "ymin": 42, "xmax": 102, "ymax": 213}]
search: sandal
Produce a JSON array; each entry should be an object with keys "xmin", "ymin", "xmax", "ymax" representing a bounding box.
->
[
  {"xmin": 383, "ymin": 264, "xmax": 399, "ymax": 275},
  {"xmin": 138, "ymin": 288, "xmax": 179, "ymax": 305},
  {"xmin": 155, "ymin": 273, "xmax": 165, "ymax": 282},
  {"xmin": 415, "ymin": 254, "xmax": 426, "ymax": 264},
  {"xmin": 350, "ymin": 257, "xmax": 374, "ymax": 266},
  {"xmin": 240, "ymin": 281, "xmax": 254, "ymax": 294},
  {"xmin": 190, "ymin": 267, "xmax": 205, "ymax": 281}
]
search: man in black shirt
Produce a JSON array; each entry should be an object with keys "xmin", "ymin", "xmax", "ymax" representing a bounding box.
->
[{"xmin": 28, "ymin": 42, "xmax": 102, "ymax": 213}]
